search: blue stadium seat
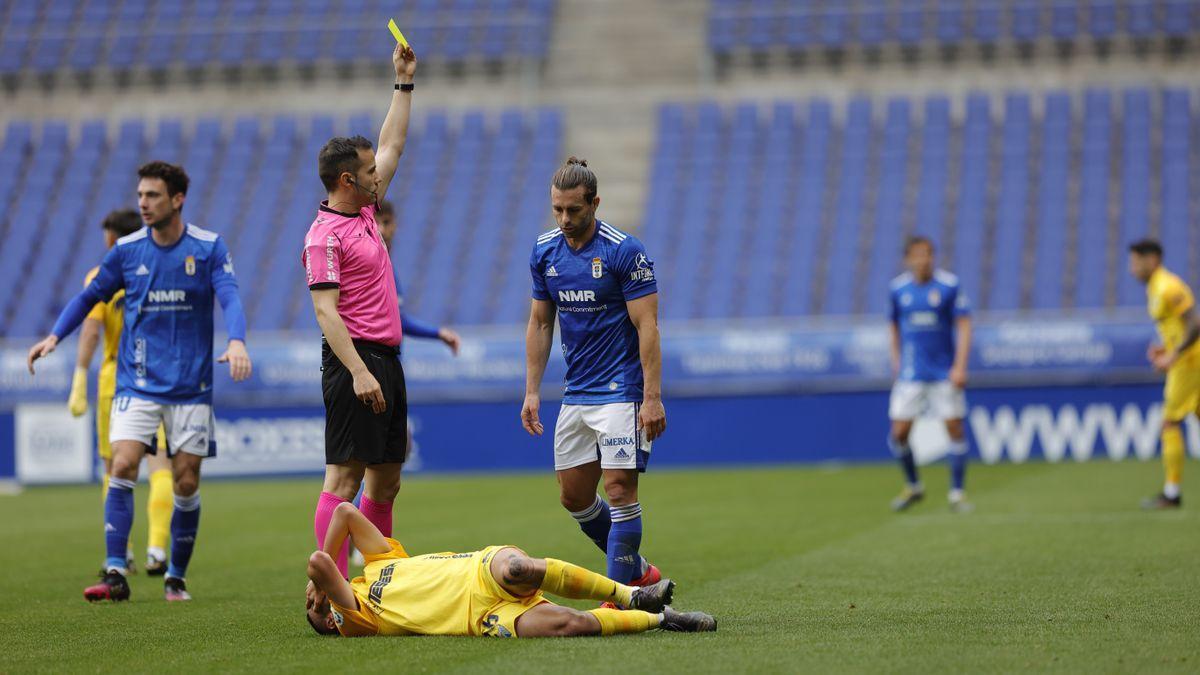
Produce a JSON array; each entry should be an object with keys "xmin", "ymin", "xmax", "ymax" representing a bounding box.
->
[
  {"xmin": 952, "ymin": 93, "xmax": 990, "ymax": 307},
  {"xmin": 865, "ymin": 98, "xmax": 912, "ymax": 316},
  {"xmin": 1088, "ymin": 0, "xmax": 1118, "ymax": 39},
  {"xmin": 1074, "ymin": 89, "xmax": 1112, "ymax": 308},
  {"xmin": 989, "ymin": 93, "xmax": 1031, "ymax": 311},
  {"xmin": 1031, "ymin": 92, "xmax": 1071, "ymax": 309},
  {"xmin": 1117, "ymin": 88, "xmax": 1152, "ymax": 306},
  {"xmin": 1160, "ymin": 89, "xmax": 1191, "ymax": 279}
]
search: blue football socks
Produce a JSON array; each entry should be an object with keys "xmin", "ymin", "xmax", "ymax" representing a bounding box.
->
[
  {"xmin": 888, "ymin": 436, "xmax": 921, "ymax": 489},
  {"xmin": 166, "ymin": 493, "xmax": 201, "ymax": 580},
  {"xmin": 104, "ymin": 477, "xmax": 136, "ymax": 572},
  {"xmin": 948, "ymin": 439, "xmax": 968, "ymax": 492},
  {"xmin": 607, "ymin": 502, "xmax": 643, "ymax": 585}
]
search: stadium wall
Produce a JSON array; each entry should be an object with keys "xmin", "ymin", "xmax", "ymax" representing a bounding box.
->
[{"xmin": 1, "ymin": 312, "xmax": 1188, "ymax": 484}]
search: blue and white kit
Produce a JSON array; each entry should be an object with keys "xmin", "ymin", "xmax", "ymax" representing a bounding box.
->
[
  {"xmin": 51, "ymin": 224, "xmax": 247, "ymax": 456},
  {"xmin": 887, "ymin": 269, "xmax": 970, "ymax": 420},
  {"xmin": 530, "ymin": 220, "xmax": 658, "ymax": 471}
]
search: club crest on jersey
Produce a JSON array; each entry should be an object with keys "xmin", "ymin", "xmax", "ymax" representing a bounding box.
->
[
  {"xmin": 591, "ymin": 257, "xmax": 603, "ymax": 279},
  {"xmin": 927, "ymin": 289, "xmax": 941, "ymax": 306},
  {"xmin": 184, "ymin": 255, "xmax": 196, "ymax": 276}
]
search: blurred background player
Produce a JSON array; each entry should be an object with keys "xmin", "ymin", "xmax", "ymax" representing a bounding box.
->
[
  {"xmin": 68, "ymin": 208, "xmax": 173, "ymax": 575},
  {"xmin": 305, "ymin": 501, "xmax": 713, "ymax": 638},
  {"xmin": 376, "ymin": 199, "xmax": 461, "ymax": 357},
  {"xmin": 349, "ymin": 199, "xmax": 460, "ymax": 568},
  {"xmin": 1128, "ymin": 239, "xmax": 1199, "ymax": 509},
  {"xmin": 887, "ymin": 236, "xmax": 973, "ymax": 513},
  {"xmin": 305, "ymin": 44, "xmax": 416, "ymax": 579},
  {"xmin": 27, "ymin": 161, "xmax": 252, "ymax": 602},
  {"xmin": 522, "ymin": 158, "xmax": 666, "ymax": 596}
]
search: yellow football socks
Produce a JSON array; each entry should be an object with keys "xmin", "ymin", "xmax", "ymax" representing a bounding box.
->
[
  {"xmin": 541, "ymin": 558, "xmax": 634, "ymax": 607},
  {"xmin": 1162, "ymin": 424, "xmax": 1184, "ymax": 493},
  {"xmin": 101, "ymin": 473, "xmax": 110, "ymax": 502},
  {"xmin": 147, "ymin": 469, "xmax": 174, "ymax": 552},
  {"xmin": 587, "ymin": 607, "xmax": 661, "ymax": 635}
]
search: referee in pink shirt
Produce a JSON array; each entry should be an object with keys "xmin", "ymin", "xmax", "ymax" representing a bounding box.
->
[{"xmin": 303, "ymin": 43, "xmax": 416, "ymax": 577}]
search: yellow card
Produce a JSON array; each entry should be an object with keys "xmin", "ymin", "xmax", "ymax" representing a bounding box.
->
[{"xmin": 388, "ymin": 19, "xmax": 410, "ymax": 49}]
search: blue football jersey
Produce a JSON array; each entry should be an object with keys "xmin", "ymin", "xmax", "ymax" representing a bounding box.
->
[
  {"xmin": 530, "ymin": 221, "xmax": 658, "ymax": 404},
  {"xmin": 888, "ymin": 269, "xmax": 970, "ymax": 382},
  {"xmin": 84, "ymin": 225, "xmax": 242, "ymax": 404}
]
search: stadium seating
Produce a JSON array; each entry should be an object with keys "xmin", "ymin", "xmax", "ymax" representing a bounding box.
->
[
  {"xmin": 0, "ymin": 107, "xmax": 562, "ymax": 338},
  {"xmin": 0, "ymin": 0, "xmax": 557, "ymax": 77},
  {"xmin": 644, "ymin": 87, "xmax": 1198, "ymax": 318},
  {"xmin": 708, "ymin": 0, "xmax": 1199, "ymax": 56}
]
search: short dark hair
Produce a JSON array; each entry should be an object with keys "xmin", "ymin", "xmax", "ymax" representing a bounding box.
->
[
  {"xmin": 1129, "ymin": 239, "xmax": 1163, "ymax": 258},
  {"xmin": 904, "ymin": 235, "xmax": 934, "ymax": 254},
  {"xmin": 376, "ymin": 199, "xmax": 395, "ymax": 217},
  {"xmin": 306, "ymin": 610, "xmax": 338, "ymax": 636},
  {"xmin": 101, "ymin": 209, "xmax": 142, "ymax": 237},
  {"xmin": 552, "ymin": 156, "xmax": 598, "ymax": 202},
  {"xmin": 318, "ymin": 136, "xmax": 373, "ymax": 192},
  {"xmin": 137, "ymin": 160, "xmax": 189, "ymax": 197}
]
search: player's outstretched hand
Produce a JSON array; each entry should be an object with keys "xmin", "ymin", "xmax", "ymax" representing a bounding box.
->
[
  {"xmin": 354, "ymin": 370, "xmax": 387, "ymax": 414},
  {"xmin": 438, "ymin": 327, "xmax": 461, "ymax": 356},
  {"xmin": 639, "ymin": 398, "xmax": 666, "ymax": 441},
  {"xmin": 393, "ymin": 43, "xmax": 417, "ymax": 79},
  {"xmin": 27, "ymin": 335, "xmax": 59, "ymax": 375},
  {"xmin": 218, "ymin": 339, "xmax": 253, "ymax": 382},
  {"xmin": 521, "ymin": 394, "xmax": 543, "ymax": 436}
]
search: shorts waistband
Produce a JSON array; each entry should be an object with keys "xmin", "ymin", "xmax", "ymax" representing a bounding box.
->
[{"xmin": 321, "ymin": 338, "xmax": 400, "ymax": 356}]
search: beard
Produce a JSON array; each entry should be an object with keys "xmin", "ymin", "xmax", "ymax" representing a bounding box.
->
[{"xmin": 148, "ymin": 208, "xmax": 178, "ymax": 230}]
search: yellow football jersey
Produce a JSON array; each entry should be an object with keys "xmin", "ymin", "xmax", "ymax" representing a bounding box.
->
[
  {"xmin": 1147, "ymin": 266, "xmax": 1199, "ymax": 363},
  {"xmin": 330, "ymin": 540, "xmax": 544, "ymax": 638},
  {"xmin": 84, "ymin": 266, "xmax": 125, "ymax": 400}
]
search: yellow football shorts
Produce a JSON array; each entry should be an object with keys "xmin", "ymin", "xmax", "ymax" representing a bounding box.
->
[{"xmin": 472, "ymin": 546, "xmax": 548, "ymax": 638}]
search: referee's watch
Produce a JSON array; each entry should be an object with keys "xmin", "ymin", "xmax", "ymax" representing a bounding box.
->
[{"xmin": 395, "ymin": 82, "xmax": 414, "ymax": 92}]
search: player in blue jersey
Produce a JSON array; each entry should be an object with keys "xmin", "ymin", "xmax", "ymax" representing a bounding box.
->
[
  {"xmin": 522, "ymin": 158, "xmax": 666, "ymax": 597},
  {"xmin": 887, "ymin": 236, "xmax": 973, "ymax": 513},
  {"xmin": 27, "ymin": 161, "xmax": 251, "ymax": 602}
]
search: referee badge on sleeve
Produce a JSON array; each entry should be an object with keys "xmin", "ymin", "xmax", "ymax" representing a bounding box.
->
[
  {"xmin": 184, "ymin": 255, "xmax": 196, "ymax": 276},
  {"xmin": 591, "ymin": 257, "xmax": 603, "ymax": 279}
]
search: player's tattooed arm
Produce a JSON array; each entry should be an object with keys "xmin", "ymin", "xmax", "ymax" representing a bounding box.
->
[{"xmin": 495, "ymin": 549, "xmax": 547, "ymax": 597}]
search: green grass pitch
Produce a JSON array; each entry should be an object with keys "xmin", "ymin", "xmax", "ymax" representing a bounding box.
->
[{"xmin": 0, "ymin": 460, "xmax": 1196, "ymax": 673}]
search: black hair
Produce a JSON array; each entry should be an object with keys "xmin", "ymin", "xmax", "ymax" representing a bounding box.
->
[
  {"xmin": 318, "ymin": 136, "xmax": 374, "ymax": 192},
  {"xmin": 376, "ymin": 199, "xmax": 395, "ymax": 217},
  {"xmin": 306, "ymin": 610, "xmax": 338, "ymax": 636},
  {"xmin": 1129, "ymin": 239, "xmax": 1163, "ymax": 258},
  {"xmin": 552, "ymin": 156, "xmax": 598, "ymax": 202},
  {"xmin": 137, "ymin": 160, "xmax": 189, "ymax": 197},
  {"xmin": 904, "ymin": 235, "xmax": 934, "ymax": 255},
  {"xmin": 101, "ymin": 208, "xmax": 142, "ymax": 237}
]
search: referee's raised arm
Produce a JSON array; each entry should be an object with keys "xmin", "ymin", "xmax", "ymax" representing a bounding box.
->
[{"xmin": 374, "ymin": 43, "xmax": 417, "ymax": 204}]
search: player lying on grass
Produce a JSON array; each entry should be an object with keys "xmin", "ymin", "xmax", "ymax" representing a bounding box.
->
[{"xmin": 305, "ymin": 502, "xmax": 715, "ymax": 638}]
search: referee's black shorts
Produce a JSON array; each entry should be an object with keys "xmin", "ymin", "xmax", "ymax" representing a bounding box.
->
[{"xmin": 321, "ymin": 339, "xmax": 408, "ymax": 465}]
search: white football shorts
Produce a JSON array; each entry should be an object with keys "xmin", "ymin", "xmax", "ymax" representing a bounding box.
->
[
  {"xmin": 110, "ymin": 396, "xmax": 217, "ymax": 458},
  {"xmin": 888, "ymin": 380, "xmax": 966, "ymax": 421},
  {"xmin": 553, "ymin": 402, "xmax": 652, "ymax": 472}
]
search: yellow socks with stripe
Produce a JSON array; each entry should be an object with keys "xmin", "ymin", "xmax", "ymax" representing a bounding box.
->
[
  {"xmin": 541, "ymin": 558, "xmax": 634, "ymax": 606},
  {"xmin": 147, "ymin": 469, "xmax": 174, "ymax": 553},
  {"xmin": 1162, "ymin": 425, "xmax": 1185, "ymax": 498},
  {"xmin": 587, "ymin": 607, "xmax": 662, "ymax": 635}
]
